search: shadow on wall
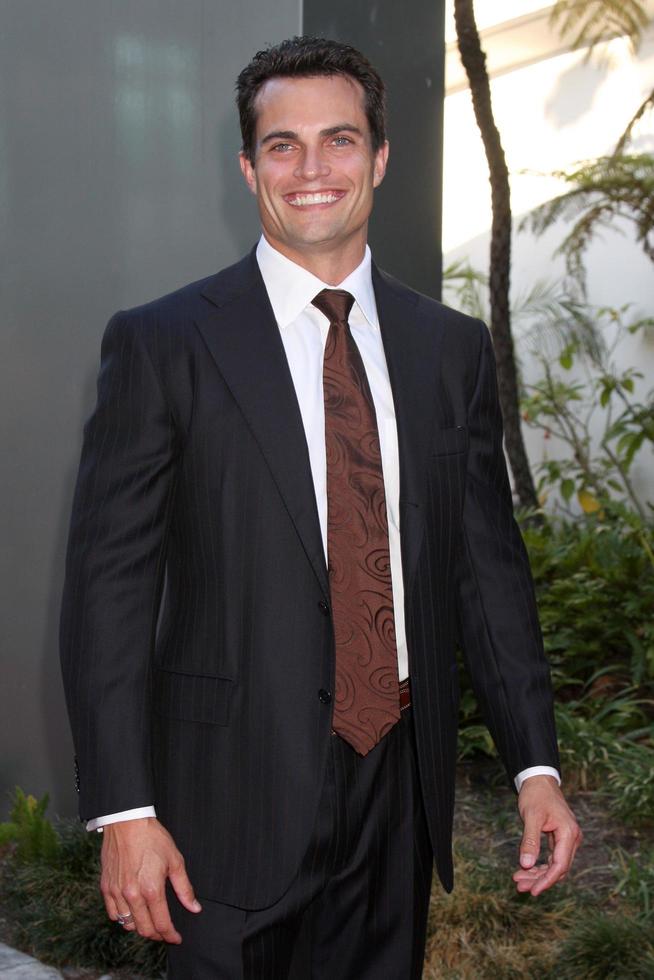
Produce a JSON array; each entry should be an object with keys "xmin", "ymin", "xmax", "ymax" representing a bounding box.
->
[{"xmin": 544, "ymin": 57, "xmax": 610, "ymax": 130}]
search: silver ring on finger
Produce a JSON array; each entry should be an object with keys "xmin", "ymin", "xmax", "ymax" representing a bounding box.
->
[{"xmin": 117, "ymin": 912, "xmax": 134, "ymax": 927}]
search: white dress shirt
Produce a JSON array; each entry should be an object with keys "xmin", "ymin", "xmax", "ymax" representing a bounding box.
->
[{"xmin": 88, "ymin": 238, "xmax": 558, "ymax": 831}]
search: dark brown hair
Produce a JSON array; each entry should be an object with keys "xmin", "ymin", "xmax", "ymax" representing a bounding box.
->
[{"xmin": 236, "ymin": 36, "xmax": 387, "ymax": 164}]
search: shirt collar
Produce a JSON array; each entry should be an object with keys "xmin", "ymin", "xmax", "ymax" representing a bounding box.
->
[{"xmin": 256, "ymin": 235, "xmax": 379, "ymax": 329}]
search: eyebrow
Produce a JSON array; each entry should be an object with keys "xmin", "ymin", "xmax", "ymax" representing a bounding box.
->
[{"xmin": 260, "ymin": 124, "xmax": 364, "ymax": 146}]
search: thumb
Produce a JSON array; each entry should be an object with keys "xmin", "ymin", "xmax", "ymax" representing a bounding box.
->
[
  {"xmin": 519, "ymin": 815, "xmax": 542, "ymax": 869},
  {"xmin": 169, "ymin": 863, "xmax": 202, "ymax": 914}
]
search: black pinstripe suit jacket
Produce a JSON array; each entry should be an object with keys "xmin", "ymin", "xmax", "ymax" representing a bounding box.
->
[{"xmin": 60, "ymin": 247, "xmax": 559, "ymax": 908}]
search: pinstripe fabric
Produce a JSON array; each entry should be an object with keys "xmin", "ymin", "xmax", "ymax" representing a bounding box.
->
[
  {"xmin": 60, "ymin": 247, "xmax": 559, "ymax": 910},
  {"xmin": 166, "ymin": 710, "xmax": 432, "ymax": 979}
]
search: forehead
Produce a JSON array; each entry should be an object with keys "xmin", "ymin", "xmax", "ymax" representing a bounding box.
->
[{"xmin": 253, "ymin": 74, "xmax": 368, "ymax": 138}]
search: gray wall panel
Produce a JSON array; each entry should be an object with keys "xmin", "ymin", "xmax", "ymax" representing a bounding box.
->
[
  {"xmin": 304, "ymin": 0, "xmax": 445, "ymax": 299},
  {"xmin": 0, "ymin": 1, "xmax": 300, "ymax": 817}
]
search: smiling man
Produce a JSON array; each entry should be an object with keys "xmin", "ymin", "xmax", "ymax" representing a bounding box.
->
[
  {"xmin": 60, "ymin": 36, "xmax": 581, "ymax": 979},
  {"xmin": 238, "ymin": 72, "xmax": 387, "ymax": 283}
]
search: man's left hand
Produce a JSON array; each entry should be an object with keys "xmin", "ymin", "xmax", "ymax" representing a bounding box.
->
[{"xmin": 512, "ymin": 775, "xmax": 582, "ymax": 896}]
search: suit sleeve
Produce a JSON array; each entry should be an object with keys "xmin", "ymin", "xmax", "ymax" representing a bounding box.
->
[
  {"xmin": 455, "ymin": 321, "xmax": 560, "ymax": 782},
  {"xmin": 60, "ymin": 311, "xmax": 178, "ymax": 820}
]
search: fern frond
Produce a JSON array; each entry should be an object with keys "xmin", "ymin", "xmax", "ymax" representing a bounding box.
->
[{"xmin": 549, "ymin": 0, "xmax": 649, "ymax": 57}]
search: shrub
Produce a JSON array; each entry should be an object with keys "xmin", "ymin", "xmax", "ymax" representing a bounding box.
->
[
  {"xmin": 522, "ymin": 514, "xmax": 654, "ymax": 693},
  {"xmin": 555, "ymin": 701, "xmax": 654, "ymax": 824},
  {"xmin": 0, "ymin": 793, "xmax": 165, "ymax": 978},
  {"xmin": 552, "ymin": 911, "xmax": 654, "ymax": 979},
  {"xmin": 0, "ymin": 788, "xmax": 60, "ymax": 863},
  {"xmin": 613, "ymin": 846, "xmax": 654, "ymax": 917}
]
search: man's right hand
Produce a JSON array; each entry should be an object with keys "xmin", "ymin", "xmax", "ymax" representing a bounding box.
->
[{"xmin": 100, "ymin": 817, "xmax": 201, "ymax": 943}]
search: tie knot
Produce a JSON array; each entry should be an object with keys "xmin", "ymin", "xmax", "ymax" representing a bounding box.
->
[{"xmin": 312, "ymin": 289, "xmax": 355, "ymax": 325}]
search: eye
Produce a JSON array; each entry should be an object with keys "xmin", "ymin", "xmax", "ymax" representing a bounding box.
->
[
  {"xmin": 271, "ymin": 142, "xmax": 294, "ymax": 153},
  {"xmin": 332, "ymin": 135, "xmax": 353, "ymax": 146}
]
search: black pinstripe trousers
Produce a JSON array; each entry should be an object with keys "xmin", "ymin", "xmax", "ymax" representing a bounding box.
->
[{"xmin": 167, "ymin": 708, "xmax": 433, "ymax": 979}]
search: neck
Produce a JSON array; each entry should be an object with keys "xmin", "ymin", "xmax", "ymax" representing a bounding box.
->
[{"xmin": 262, "ymin": 234, "xmax": 367, "ymax": 285}]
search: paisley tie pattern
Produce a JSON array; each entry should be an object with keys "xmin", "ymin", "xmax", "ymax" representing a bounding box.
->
[{"xmin": 312, "ymin": 288, "xmax": 401, "ymax": 756}]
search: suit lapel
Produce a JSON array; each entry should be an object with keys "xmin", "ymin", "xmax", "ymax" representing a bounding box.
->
[
  {"xmin": 196, "ymin": 251, "xmax": 329, "ymax": 598},
  {"xmin": 373, "ymin": 265, "xmax": 444, "ymax": 599}
]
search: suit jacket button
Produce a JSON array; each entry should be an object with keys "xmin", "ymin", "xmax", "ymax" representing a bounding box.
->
[
  {"xmin": 318, "ymin": 600, "xmax": 330, "ymax": 616},
  {"xmin": 318, "ymin": 689, "xmax": 332, "ymax": 704}
]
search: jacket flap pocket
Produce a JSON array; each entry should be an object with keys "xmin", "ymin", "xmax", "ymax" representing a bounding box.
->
[
  {"xmin": 153, "ymin": 668, "xmax": 233, "ymax": 725},
  {"xmin": 432, "ymin": 426, "xmax": 468, "ymax": 457}
]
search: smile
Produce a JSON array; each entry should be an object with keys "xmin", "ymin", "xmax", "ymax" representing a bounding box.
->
[{"xmin": 284, "ymin": 191, "xmax": 345, "ymax": 207}]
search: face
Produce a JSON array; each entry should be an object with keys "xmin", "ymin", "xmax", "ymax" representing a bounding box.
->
[{"xmin": 239, "ymin": 74, "xmax": 388, "ymax": 275}]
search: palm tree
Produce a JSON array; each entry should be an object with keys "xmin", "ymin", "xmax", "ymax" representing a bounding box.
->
[
  {"xmin": 453, "ymin": 0, "xmax": 539, "ymax": 511},
  {"xmin": 450, "ymin": 0, "xmax": 651, "ymax": 508}
]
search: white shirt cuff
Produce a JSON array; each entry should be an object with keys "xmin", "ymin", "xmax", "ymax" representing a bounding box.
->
[
  {"xmin": 514, "ymin": 766, "xmax": 561, "ymax": 793},
  {"xmin": 86, "ymin": 806, "xmax": 156, "ymax": 833}
]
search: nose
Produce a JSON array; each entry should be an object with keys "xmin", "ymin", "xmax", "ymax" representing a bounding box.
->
[{"xmin": 294, "ymin": 146, "xmax": 330, "ymax": 181}]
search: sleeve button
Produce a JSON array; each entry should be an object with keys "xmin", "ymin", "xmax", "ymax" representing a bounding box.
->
[
  {"xmin": 318, "ymin": 689, "xmax": 332, "ymax": 704},
  {"xmin": 318, "ymin": 600, "xmax": 330, "ymax": 616}
]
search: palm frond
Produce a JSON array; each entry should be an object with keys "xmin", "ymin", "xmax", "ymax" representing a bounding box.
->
[
  {"xmin": 549, "ymin": 0, "xmax": 649, "ymax": 57},
  {"xmin": 519, "ymin": 153, "xmax": 654, "ymax": 288}
]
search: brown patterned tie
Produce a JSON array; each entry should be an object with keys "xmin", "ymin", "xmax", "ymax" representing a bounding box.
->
[{"xmin": 312, "ymin": 288, "xmax": 401, "ymax": 756}]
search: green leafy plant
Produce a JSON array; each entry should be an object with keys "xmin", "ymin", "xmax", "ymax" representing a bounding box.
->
[
  {"xmin": 0, "ymin": 788, "xmax": 60, "ymax": 864},
  {"xmin": 523, "ymin": 515, "xmax": 654, "ymax": 689},
  {"xmin": 612, "ymin": 846, "xmax": 654, "ymax": 917},
  {"xmin": 555, "ymin": 702, "xmax": 654, "ymax": 823},
  {"xmin": 605, "ymin": 739, "xmax": 654, "ymax": 825},
  {"xmin": 522, "ymin": 153, "xmax": 654, "ymax": 289},
  {"xmin": 521, "ymin": 306, "xmax": 654, "ymax": 518}
]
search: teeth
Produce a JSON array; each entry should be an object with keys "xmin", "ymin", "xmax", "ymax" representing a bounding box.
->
[{"xmin": 288, "ymin": 192, "xmax": 340, "ymax": 206}]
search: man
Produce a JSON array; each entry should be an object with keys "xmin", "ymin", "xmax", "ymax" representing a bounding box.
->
[{"xmin": 60, "ymin": 36, "xmax": 581, "ymax": 979}]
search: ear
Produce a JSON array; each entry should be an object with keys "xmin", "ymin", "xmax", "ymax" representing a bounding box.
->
[
  {"xmin": 239, "ymin": 150, "xmax": 257, "ymax": 195},
  {"xmin": 372, "ymin": 140, "xmax": 389, "ymax": 189}
]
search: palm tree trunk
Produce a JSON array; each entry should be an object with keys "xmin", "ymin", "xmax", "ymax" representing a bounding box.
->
[{"xmin": 453, "ymin": 0, "xmax": 539, "ymax": 511}]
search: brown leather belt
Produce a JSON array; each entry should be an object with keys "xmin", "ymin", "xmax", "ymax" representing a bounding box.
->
[{"xmin": 399, "ymin": 677, "xmax": 411, "ymax": 712}]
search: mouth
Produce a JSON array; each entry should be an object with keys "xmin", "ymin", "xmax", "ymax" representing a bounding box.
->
[{"xmin": 283, "ymin": 190, "xmax": 346, "ymax": 207}]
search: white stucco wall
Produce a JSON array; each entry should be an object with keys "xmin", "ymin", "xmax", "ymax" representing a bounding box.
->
[{"xmin": 442, "ymin": 2, "xmax": 654, "ymax": 509}]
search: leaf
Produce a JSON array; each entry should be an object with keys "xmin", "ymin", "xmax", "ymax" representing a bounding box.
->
[
  {"xmin": 578, "ymin": 489, "xmax": 602, "ymax": 514},
  {"xmin": 561, "ymin": 478, "xmax": 576, "ymax": 501},
  {"xmin": 560, "ymin": 350, "xmax": 574, "ymax": 370}
]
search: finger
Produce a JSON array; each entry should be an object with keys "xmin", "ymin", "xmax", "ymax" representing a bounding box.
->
[
  {"xmin": 529, "ymin": 858, "xmax": 567, "ymax": 896},
  {"xmin": 512, "ymin": 862, "xmax": 548, "ymax": 882},
  {"xmin": 114, "ymin": 904, "xmax": 137, "ymax": 931},
  {"xmin": 122, "ymin": 893, "xmax": 164, "ymax": 941},
  {"xmin": 146, "ymin": 891, "xmax": 182, "ymax": 945},
  {"xmin": 548, "ymin": 826, "xmax": 577, "ymax": 875},
  {"xmin": 519, "ymin": 813, "xmax": 542, "ymax": 869},
  {"xmin": 527, "ymin": 832, "xmax": 574, "ymax": 896},
  {"xmin": 169, "ymin": 864, "xmax": 202, "ymax": 914},
  {"xmin": 101, "ymin": 884, "xmax": 119, "ymax": 921},
  {"xmin": 105, "ymin": 886, "xmax": 136, "ymax": 930},
  {"xmin": 513, "ymin": 863, "xmax": 550, "ymax": 892}
]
